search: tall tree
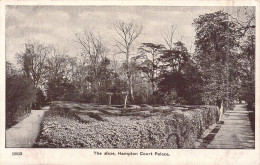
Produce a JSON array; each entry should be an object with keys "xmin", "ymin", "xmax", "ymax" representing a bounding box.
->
[
  {"xmin": 113, "ymin": 20, "xmax": 143, "ymax": 101},
  {"xmin": 45, "ymin": 47, "xmax": 71, "ymax": 101},
  {"xmin": 157, "ymin": 41, "xmax": 191, "ymax": 104},
  {"xmin": 231, "ymin": 7, "xmax": 255, "ymax": 108},
  {"xmin": 160, "ymin": 41, "xmax": 190, "ymax": 73},
  {"xmin": 16, "ymin": 41, "xmax": 50, "ymax": 88},
  {"xmin": 135, "ymin": 43, "xmax": 165, "ymax": 94},
  {"xmin": 16, "ymin": 41, "xmax": 50, "ymax": 108},
  {"xmin": 193, "ymin": 10, "xmax": 240, "ymax": 109},
  {"xmin": 75, "ymin": 30, "xmax": 107, "ymax": 102}
]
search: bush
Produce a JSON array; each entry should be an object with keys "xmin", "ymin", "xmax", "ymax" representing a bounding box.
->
[
  {"xmin": 75, "ymin": 92, "xmax": 94, "ymax": 103},
  {"xmin": 34, "ymin": 102, "xmax": 219, "ymax": 148},
  {"xmin": 6, "ymin": 72, "xmax": 36, "ymax": 129},
  {"xmin": 32, "ymin": 88, "xmax": 47, "ymax": 110},
  {"xmin": 96, "ymin": 92, "xmax": 109, "ymax": 105}
]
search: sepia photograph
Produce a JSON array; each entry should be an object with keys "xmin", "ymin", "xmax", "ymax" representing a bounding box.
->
[{"xmin": 4, "ymin": 5, "xmax": 256, "ymax": 150}]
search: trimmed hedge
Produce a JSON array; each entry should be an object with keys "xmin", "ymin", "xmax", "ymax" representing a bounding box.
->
[{"xmin": 34, "ymin": 102, "xmax": 219, "ymax": 148}]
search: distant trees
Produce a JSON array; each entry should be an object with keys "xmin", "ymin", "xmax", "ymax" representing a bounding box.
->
[
  {"xmin": 75, "ymin": 30, "xmax": 108, "ymax": 103},
  {"xmin": 6, "ymin": 9, "xmax": 255, "ymax": 115},
  {"xmin": 45, "ymin": 47, "xmax": 75, "ymax": 101},
  {"xmin": 132, "ymin": 41, "xmax": 202, "ymax": 105}
]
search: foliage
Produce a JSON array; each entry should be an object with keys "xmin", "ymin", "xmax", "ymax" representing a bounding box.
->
[
  {"xmin": 6, "ymin": 9, "xmax": 255, "ymax": 121},
  {"xmin": 6, "ymin": 62, "xmax": 36, "ymax": 128},
  {"xmin": 235, "ymin": 11, "xmax": 255, "ymax": 109},
  {"xmin": 160, "ymin": 41, "xmax": 190, "ymax": 72},
  {"xmin": 16, "ymin": 41, "xmax": 50, "ymax": 88},
  {"xmin": 113, "ymin": 20, "xmax": 143, "ymax": 101},
  {"xmin": 156, "ymin": 41, "xmax": 202, "ymax": 104},
  {"xmin": 115, "ymin": 80, "xmax": 128, "ymax": 103},
  {"xmin": 34, "ymin": 102, "xmax": 219, "ymax": 148},
  {"xmin": 135, "ymin": 43, "xmax": 165, "ymax": 94},
  {"xmin": 193, "ymin": 10, "xmax": 241, "ymax": 109},
  {"xmin": 46, "ymin": 75, "xmax": 77, "ymax": 102},
  {"xmin": 33, "ymin": 88, "xmax": 47, "ymax": 109}
]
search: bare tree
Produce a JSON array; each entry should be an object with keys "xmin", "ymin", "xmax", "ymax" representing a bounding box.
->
[
  {"xmin": 16, "ymin": 40, "xmax": 50, "ymax": 88},
  {"xmin": 230, "ymin": 7, "xmax": 255, "ymax": 37},
  {"xmin": 113, "ymin": 20, "xmax": 143, "ymax": 101},
  {"xmin": 75, "ymin": 30, "xmax": 107, "ymax": 66},
  {"xmin": 16, "ymin": 41, "xmax": 50, "ymax": 109},
  {"xmin": 75, "ymin": 30, "xmax": 107, "ymax": 102},
  {"xmin": 47, "ymin": 46, "xmax": 69, "ymax": 79},
  {"xmin": 163, "ymin": 24, "xmax": 177, "ymax": 50}
]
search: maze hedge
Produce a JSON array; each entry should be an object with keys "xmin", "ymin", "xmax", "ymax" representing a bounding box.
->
[{"xmin": 34, "ymin": 102, "xmax": 219, "ymax": 148}]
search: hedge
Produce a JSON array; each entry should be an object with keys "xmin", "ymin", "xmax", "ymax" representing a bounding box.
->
[{"xmin": 34, "ymin": 102, "xmax": 219, "ymax": 148}]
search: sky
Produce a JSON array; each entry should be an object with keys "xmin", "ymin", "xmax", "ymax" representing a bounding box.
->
[{"xmin": 6, "ymin": 6, "xmax": 244, "ymax": 64}]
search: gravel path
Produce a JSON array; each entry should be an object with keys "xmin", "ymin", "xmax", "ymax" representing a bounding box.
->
[
  {"xmin": 206, "ymin": 104, "xmax": 255, "ymax": 149},
  {"xmin": 6, "ymin": 106, "xmax": 50, "ymax": 148}
]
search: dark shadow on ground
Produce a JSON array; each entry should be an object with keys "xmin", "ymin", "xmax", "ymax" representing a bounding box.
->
[{"xmin": 198, "ymin": 123, "xmax": 223, "ymax": 149}]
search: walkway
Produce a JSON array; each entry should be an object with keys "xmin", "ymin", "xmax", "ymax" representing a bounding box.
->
[
  {"xmin": 206, "ymin": 104, "xmax": 255, "ymax": 149},
  {"xmin": 6, "ymin": 106, "xmax": 50, "ymax": 148}
]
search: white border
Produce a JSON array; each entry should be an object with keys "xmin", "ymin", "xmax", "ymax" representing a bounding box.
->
[{"xmin": 0, "ymin": 1, "xmax": 259, "ymax": 165}]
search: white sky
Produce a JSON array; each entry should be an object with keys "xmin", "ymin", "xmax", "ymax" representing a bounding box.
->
[{"xmin": 6, "ymin": 6, "xmax": 245, "ymax": 64}]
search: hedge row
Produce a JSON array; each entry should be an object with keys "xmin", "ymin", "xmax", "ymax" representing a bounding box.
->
[{"xmin": 34, "ymin": 103, "xmax": 219, "ymax": 148}]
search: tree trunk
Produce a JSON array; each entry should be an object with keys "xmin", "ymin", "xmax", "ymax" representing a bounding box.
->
[
  {"xmin": 146, "ymin": 81, "xmax": 149, "ymax": 102},
  {"xmin": 124, "ymin": 95, "xmax": 128, "ymax": 109},
  {"xmin": 151, "ymin": 81, "xmax": 155, "ymax": 95},
  {"xmin": 126, "ymin": 48, "xmax": 134, "ymax": 102},
  {"xmin": 218, "ymin": 100, "xmax": 224, "ymax": 122},
  {"xmin": 92, "ymin": 79, "xmax": 99, "ymax": 103},
  {"xmin": 108, "ymin": 94, "xmax": 112, "ymax": 105},
  {"xmin": 129, "ymin": 76, "xmax": 134, "ymax": 101}
]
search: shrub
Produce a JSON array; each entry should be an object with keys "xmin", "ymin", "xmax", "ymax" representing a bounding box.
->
[
  {"xmin": 75, "ymin": 92, "xmax": 94, "ymax": 103},
  {"xmin": 6, "ymin": 71, "xmax": 36, "ymax": 129},
  {"xmin": 34, "ymin": 102, "xmax": 219, "ymax": 148},
  {"xmin": 33, "ymin": 88, "xmax": 47, "ymax": 110},
  {"xmin": 48, "ymin": 102, "xmax": 89, "ymax": 124}
]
